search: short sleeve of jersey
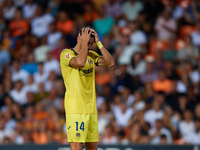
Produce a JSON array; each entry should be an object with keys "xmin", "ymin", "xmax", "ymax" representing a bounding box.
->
[
  {"xmin": 60, "ymin": 49, "xmax": 76, "ymax": 67},
  {"xmin": 89, "ymin": 50, "xmax": 102, "ymax": 66}
]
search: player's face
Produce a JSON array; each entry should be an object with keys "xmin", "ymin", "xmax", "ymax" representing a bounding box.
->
[{"xmin": 87, "ymin": 37, "xmax": 95, "ymax": 50}]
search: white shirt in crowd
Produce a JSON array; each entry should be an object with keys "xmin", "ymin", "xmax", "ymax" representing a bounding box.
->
[
  {"xmin": 133, "ymin": 101, "xmax": 145, "ymax": 112},
  {"xmin": 127, "ymin": 60, "xmax": 146, "ymax": 76},
  {"xmin": 102, "ymin": 136, "xmax": 118, "ymax": 144},
  {"xmin": 4, "ymin": 119, "xmax": 16, "ymax": 131},
  {"xmin": 98, "ymin": 113, "xmax": 111, "ymax": 134},
  {"xmin": 24, "ymin": 83, "xmax": 38, "ymax": 93},
  {"xmin": 44, "ymin": 59, "xmax": 60, "ymax": 76},
  {"xmin": 113, "ymin": 106, "xmax": 134, "ymax": 127},
  {"xmin": 191, "ymin": 31, "xmax": 200, "ymax": 46},
  {"xmin": 22, "ymin": 3, "xmax": 37, "ymax": 19},
  {"xmin": 189, "ymin": 70, "xmax": 200, "ymax": 84},
  {"xmin": 130, "ymin": 30, "xmax": 147, "ymax": 45},
  {"xmin": 31, "ymin": 13, "xmax": 54, "ymax": 38},
  {"xmin": 172, "ymin": 5, "xmax": 184, "ymax": 20},
  {"xmin": 149, "ymin": 127, "xmax": 172, "ymax": 144},
  {"xmin": 96, "ymin": 96, "xmax": 105, "ymax": 110},
  {"xmin": 121, "ymin": 1, "xmax": 143, "ymax": 21},
  {"xmin": 118, "ymin": 45, "xmax": 143, "ymax": 65},
  {"xmin": 3, "ymin": 6, "xmax": 16, "ymax": 20},
  {"xmin": 47, "ymin": 32, "xmax": 62, "ymax": 50},
  {"xmin": 184, "ymin": 131, "xmax": 200, "ymax": 144},
  {"xmin": 45, "ymin": 81, "xmax": 56, "ymax": 92},
  {"xmin": 144, "ymin": 109, "xmax": 164, "ymax": 127},
  {"xmin": 12, "ymin": 69, "xmax": 29, "ymax": 83},
  {"xmin": 34, "ymin": 72, "xmax": 48, "ymax": 84},
  {"xmin": 176, "ymin": 80, "xmax": 187, "ymax": 93},
  {"xmin": 154, "ymin": 17, "xmax": 177, "ymax": 40},
  {"xmin": 126, "ymin": 94, "xmax": 134, "ymax": 107},
  {"xmin": 179, "ymin": 120, "xmax": 195, "ymax": 139},
  {"xmin": 34, "ymin": 45, "xmax": 50, "ymax": 62},
  {"xmin": 9, "ymin": 88, "xmax": 27, "ymax": 105}
]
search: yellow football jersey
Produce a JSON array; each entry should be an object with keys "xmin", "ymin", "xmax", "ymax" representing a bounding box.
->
[{"xmin": 60, "ymin": 48, "xmax": 101, "ymax": 114}]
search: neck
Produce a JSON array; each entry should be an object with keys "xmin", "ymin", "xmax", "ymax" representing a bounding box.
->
[{"xmin": 73, "ymin": 44, "xmax": 80, "ymax": 54}]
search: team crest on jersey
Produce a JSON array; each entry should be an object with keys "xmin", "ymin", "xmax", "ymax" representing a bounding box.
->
[
  {"xmin": 65, "ymin": 53, "xmax": 70, "ymax": 59},
  {"xmin": 88, "ymin": 59, "xmax": 93, "ymax": 64},
  {"xmin": 76, "ymin": 133, "xmax": 81, "ymax": 137}
]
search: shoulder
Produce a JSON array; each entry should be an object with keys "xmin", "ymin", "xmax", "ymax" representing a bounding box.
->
[
  {"xmin": 60, "ymin": 49, "xmax": 76, "ymax": 60},
  {"xmin": 61, "ymin": 49, "xmax": 75, "ymax": 55},
  {"xmin": 88, "ymin": 50, "xmax": 101, "ymax": 57}
]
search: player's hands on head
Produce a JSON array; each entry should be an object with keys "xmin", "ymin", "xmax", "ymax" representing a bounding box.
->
[
  {"xmin": 90, "ymin": 29, "xmax": 99, "ymax": 43},
  {"xmin": 80, "ymin": 27, "xmax": 92, "ymax": 43}
]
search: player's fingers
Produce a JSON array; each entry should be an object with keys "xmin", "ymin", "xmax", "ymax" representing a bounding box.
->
[
  {"xmin": 90, "ymin": 29, "xmax": 97, "ymax": 34},
  {"xmin": 88, "ymin": 29, "xmax": 92, "ymax": 35},
  {"xmin": 82, "ymin": 27, "xmax": 87, "ymax": 33}
]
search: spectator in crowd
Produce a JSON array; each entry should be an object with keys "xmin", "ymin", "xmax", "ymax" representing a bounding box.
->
[
  {"xmin": 22, "ymin": 0, "xmax": 37, "ymax": 20},
  {"xmin": 52, "ymin": 37, "xmax": 67, "ymax": 61},
  {"xmin": 8, "ymin": 9, "xmax": 29, "ymax": 38},
  {"xmin": 177, "ymin": 35, "xmax": 199, "ymax": 65},
  {"xmin": 121, "ymin": 0, "xmax": 143, "ymax": 21},
  {"xmin": 93, "ymin": 6, "xmax": 115, "ymax": 36},
  {"xmin": 191, "ymin": 20, "xmax": 200, "ymax": 46},
  {"xmin": 184, "ymin": 0, "xmax": 200, "ymax": 24},
  {"xmin": 127, "ymin": 51, "xmax": 146, "ymax": 76},
  {"xmin": 102, "ymin": 124, "xmax": 118, "ymax": 144},
  {"xmin": 9, "ymin": 80, "xmax": 27, "ymax": 105},
  {"xmin": 149, "ymin": 119, "xmax": 172, "ymax": 144},
  {"xmin": 31, "ymin": 5, "xmax": 54, "ymax": 38},
  {"xmin": 129, "ymin": 20, "xmax": 147, "ymax": 47},
  {"xmin": 152, "ymin": 69, "xmax": 172, "ymax": 93},
  {"xmin": 11, "ymin": 60, "xmax": 29, "ymax": 84},
  {"xmin": 43, "ymin": 52, "xmax": 60, "ymax": 77},
  {"xmin": 184, "ymin": 119, "xmax": 200, "ymax": 144},
  {"xmin": 154, "ymin": 8, "xmax": 177, "ymax": 41},
  {"xmin": 34, "ymin": 62, "xmax": 48, "ymax": 84},
  {"xmin": 22, "ymin": 53, "xmax": 37, "ymax": 74},
  {"xmin": 113, "ymin": 99, "xmax": 134, "ymax": 127},
  {"xmin": 140, "ymin": 55, "xmax": 157, "ymax": 84},
  {"xmin": 47, "ymin": 22, "xmax": 62, "ymax": 50},
  {"xmin": 3, "ymin": 0, "xmax": 16, "ymax": 21},
  {"xmin": 34, "ymin": 36, "xmax": 50, "ymax": 63},
  {"xmin": 104, "ymin": 0, "xmax": 121, "ymax": 20},
  {"xmin": 56, "ymin": 11, "xmax": 74, "ymax": 35},
  {"xmin": 24, "ymin": 75, "xmax": 38, "ymax": 93},
  {"xmin": 0, "ymin": 43, "xmax": 10, "ymax": 75},
  {"xmin": 83, "ymin": 2, "xmax": 99, "ymax": 25},
  {"xmin": 178, "ymin": 109, "xmax": 195, "ymax": 139},
  {"xmin": 144, "ymin": 100, "xmax": 163, "ymax": 127},
  {"xmin": 48, "ymin": 0, "xmax": 60, "ymax": 17}
]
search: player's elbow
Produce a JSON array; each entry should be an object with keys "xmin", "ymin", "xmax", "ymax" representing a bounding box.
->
[
  {"xmin": 107, "ymin": 60, "xmax": 115, "ymax": 68},
  {"xmin": 75, "ymin": 60, "xmax": 85, "ymax": 68},
  {"xmin": 77, "ymin": 62, "xmax": 85, "ymax": 68}
]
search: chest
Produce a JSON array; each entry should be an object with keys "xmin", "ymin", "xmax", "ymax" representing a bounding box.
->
[{"xmin": 78, "ymin": 56, "xmax": 95, "ymax": 77}]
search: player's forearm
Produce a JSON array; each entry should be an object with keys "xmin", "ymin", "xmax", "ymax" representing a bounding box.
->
[
  {"xmin": 75, "ymin": 43, "xmax": 88, "ymax": 67},
  {"xmin": 99, "ymin": 46, "xmax": 115, "ymax": 67}
]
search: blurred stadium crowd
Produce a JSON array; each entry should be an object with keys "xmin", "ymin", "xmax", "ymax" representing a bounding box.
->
[{"xmin": 0, "ymin": 0, "xmax": 200, "ymax": 145}]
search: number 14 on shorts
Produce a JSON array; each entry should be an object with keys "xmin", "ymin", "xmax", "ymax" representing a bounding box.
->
[{"xmin": 75, "ymin": 122, "xmax": 84, "ymax": 131}]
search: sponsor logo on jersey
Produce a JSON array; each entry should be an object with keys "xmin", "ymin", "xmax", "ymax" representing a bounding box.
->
[
  {"xmin": 65, "ymin": 53, "xmax": 70, "ymax": 59},
  {"xmin": 79, "ymin": 67, "xmax": 93, "ymax": 74},
  {"xmin": 88, "ymin": 59, "xmax": 93, "ymax": 64},
  {"xmin": 76, "ymin": 133, "xmax": 81, "ymax": 137}
]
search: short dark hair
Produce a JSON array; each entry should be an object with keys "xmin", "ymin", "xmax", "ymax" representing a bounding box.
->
[{"xmin": 78, "ymin": 27, "xmax": 95, "ymax": 39}]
